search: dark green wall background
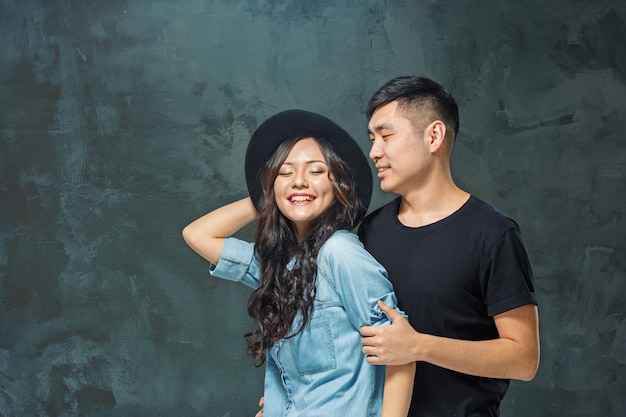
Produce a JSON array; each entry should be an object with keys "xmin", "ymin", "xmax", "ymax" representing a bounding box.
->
[{"xmin": 1, "ymin": 1, "xmax": 625, "ymax": 416}]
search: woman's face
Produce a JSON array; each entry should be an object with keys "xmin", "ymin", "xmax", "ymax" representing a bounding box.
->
[{"xmin": 273, "ymin": 137, "xmax": 335, "ymax": 240}]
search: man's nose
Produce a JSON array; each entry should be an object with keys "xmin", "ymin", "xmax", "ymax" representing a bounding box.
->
[{"xmin": 369, "ymin": 140, "xmax": 383, "ymax": 162}]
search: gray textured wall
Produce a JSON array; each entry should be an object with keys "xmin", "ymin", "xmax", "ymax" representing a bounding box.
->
[{"xmin": 1, "ymin": 0, "xmax": 624, "ymax": 416}]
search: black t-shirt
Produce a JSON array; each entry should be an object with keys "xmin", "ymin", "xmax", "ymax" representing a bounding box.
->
[{"xmin": 358, "ymin": 195, "xmax": 537, "ymax": 417}]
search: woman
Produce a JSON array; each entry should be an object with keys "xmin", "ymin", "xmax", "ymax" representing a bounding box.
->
[{"xmin": 183, "ymin": 110, "xmax": 414, "ymax": 416}]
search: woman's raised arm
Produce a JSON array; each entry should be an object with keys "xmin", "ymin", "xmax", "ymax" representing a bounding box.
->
[{"xmin": 182, "ymin": 197, "xmax": 258, "ymax": 265}]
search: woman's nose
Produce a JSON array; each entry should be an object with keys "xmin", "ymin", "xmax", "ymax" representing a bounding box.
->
[{"xmin": 292, "ymin": 171, "xmax": 308, "ymax": 188}]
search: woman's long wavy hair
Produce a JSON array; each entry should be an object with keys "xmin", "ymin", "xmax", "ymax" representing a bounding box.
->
[{"xmin": 245, "ymin": 135, "xmax": 366, "ymax": 365}]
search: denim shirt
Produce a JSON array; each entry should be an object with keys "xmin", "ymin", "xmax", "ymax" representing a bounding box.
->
[{"xmin": 210, "ymin": 230, "xmax": 405, "ymax": 417}]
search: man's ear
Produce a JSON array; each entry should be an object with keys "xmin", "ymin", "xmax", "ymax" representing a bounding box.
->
[{"xmin": 426, "ymin": 120, "xmax": 447, "ymax": 153}]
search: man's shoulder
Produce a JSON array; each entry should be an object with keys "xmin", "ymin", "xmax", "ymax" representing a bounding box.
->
[
  {"xmin": 466, "ymin": 195, "xmax": 521, "ymax": 231},
  {"xmin": 362, "ymin": 197, "xmax": 399, "ymax": 226}
]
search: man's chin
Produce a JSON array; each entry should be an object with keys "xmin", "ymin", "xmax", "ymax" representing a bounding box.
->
[{"xmin": 379, "ymin": 180, "xmax": 394, "ymax": 193}]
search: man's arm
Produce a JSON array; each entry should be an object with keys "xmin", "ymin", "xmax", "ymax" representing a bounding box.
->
[{"xmin": 360, "ymin": 301, "xmax": 540, "ymax": 381}]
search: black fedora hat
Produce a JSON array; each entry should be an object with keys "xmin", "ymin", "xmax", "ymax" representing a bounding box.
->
[{"xmin": 245, "ymin": 109, "xmax": 372, "ymax": 212}]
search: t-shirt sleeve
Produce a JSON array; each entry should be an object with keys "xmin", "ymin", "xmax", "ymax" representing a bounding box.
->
[
  {"xmin": 484, "ymin": 228, "xmax": 537, "ymax": 316},
  {"xmin": 318, "ymin": 231, "xmax": 407, "ymax": 330},
  {"xmin": 209, "ymin": 237, "xmax": 261, "ymax": 290}
]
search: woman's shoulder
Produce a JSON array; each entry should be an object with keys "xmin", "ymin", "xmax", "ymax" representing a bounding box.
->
[
  {"xmin": 323, "ymin": 229, "xmax": 361, "ymax": 246},
  {"xmin": 318, "ymin": 230, "xmax": 365, "ymax": 259}
]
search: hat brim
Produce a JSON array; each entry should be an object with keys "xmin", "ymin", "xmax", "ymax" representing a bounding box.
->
[{"xmin": 245, "ymin": 109, "xmax": 372, "ymax": 212}]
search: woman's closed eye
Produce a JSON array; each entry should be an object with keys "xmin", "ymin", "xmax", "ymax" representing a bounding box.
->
[{"xmin": 308, "ymin": 164, "xmax": 328, "ymax": 175}]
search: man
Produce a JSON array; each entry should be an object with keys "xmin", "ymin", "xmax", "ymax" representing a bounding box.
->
[{"xmin": 359, "ymin": 76, "xmax": 539, "ymax": 417}]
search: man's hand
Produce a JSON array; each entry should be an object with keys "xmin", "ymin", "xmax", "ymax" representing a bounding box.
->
[
  {"xmin": 254, "ymin": 396, "xmax": 264, "ymax": 417},
  {"xmin": 360, "ymin": 300, "xmax": 419, "ymax": 366}
]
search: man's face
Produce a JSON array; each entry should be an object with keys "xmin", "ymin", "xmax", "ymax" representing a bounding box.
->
[{"xmin": 367, "ymin": 101, "xmax": 431, "ymax": 196}]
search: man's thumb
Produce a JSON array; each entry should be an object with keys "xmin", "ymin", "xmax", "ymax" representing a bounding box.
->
[{"xmin": 378, "ymin": 299, "xmax": 399, "ymax": 321}]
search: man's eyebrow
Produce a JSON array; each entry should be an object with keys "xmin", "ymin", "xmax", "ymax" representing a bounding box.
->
[{"xmin": 368, "ymin": 122, "xmax": 395, "ymax": 134}]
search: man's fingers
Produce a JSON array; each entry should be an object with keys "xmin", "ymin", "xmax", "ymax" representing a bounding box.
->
[
  {"xmin": 254, "ymin": 396, "xmax": 264, "ymax": 417},
  {"xmin": 362, "ymin": 345, "xmax": 386, "ymax": 365},
  {"xmin": 365, "ymin": 354, "xmax": 384, "ymax": 365},
  {"xmin": 378, "ymin": 299, "xmax": 402, "ymax": 322},
  {"xmin": 360, "ymin": 325, "xmax": 378, "ymax": 337},
  {"xmin": 362, "ymin": 344, "xmax": 374, "ymax": 355}
]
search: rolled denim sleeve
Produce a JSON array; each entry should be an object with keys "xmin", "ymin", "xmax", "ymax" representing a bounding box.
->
[
  {"xmin": 209, "ymin": 237, "xmax": 261, "ymax": 290},
  {"xmin": 317, "ymin": 231, "xmax": 407, "ymax": 329}
]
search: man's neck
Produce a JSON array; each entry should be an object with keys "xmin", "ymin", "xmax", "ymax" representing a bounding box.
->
[{"xmin": 397, "ymin": 181, "xmax": 470, "ymax": 228}]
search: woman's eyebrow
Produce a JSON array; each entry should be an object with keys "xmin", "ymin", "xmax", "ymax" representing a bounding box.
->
[{"xmin": 282, "ymin": 160, "xmax": 327, "ymax": 165}]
